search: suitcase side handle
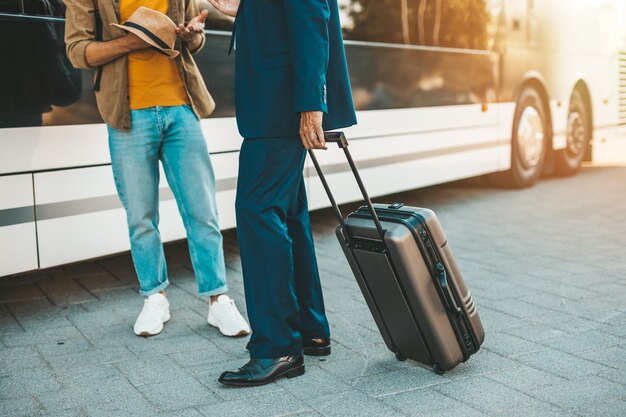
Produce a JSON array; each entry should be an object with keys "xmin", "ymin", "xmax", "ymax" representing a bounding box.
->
[{"xmin": 308, "ymin": 132, "xmax": 386, "ymax": 242}]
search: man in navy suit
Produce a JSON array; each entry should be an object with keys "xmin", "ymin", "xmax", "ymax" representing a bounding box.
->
[{"xmin": 208, "ymin": 0, "xmax": 357, "ymax": 386}]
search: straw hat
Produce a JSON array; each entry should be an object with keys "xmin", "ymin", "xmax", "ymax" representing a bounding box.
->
[{"xmin": 111, "ymin": 6, "xmax": 180, "ymax": 58}]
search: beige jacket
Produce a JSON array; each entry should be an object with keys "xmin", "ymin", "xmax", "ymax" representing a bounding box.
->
[{"xmin": 64, "ymin": 0, "xmax": 215, "ymax": 130}]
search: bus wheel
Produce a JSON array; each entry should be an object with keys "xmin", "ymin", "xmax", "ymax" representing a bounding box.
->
[
  {"xmin": 554, "ymin": 89, "xmax": 589, "ymax": 176},
  {"xmin": 489, "ymin": 87, "xmax": 548, "ymax": 188}
]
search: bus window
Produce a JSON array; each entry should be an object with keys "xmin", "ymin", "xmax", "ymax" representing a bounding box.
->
[
  {"xmin": 0, "ymin": 0, "xmax": 21, "ymax": 13},
  {"xmin": 340, "ymin": 0, "xmax": 404, "ymax": 44},
  {"xmin": 340, "ymin": 0, "xmax": 499, "ymax": 111},
  {"xmin": 23, "ymin": 0, "xmax": 65, "ymax": 17},
  {"xmin": 0, "ymin": 0, "xmax": 84, "ymax": 128},
  {"xmin": 341, "ymin": 0, "xmax": 500, "ymax": 52}
]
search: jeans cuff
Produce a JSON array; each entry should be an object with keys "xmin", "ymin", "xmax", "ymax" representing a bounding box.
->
[
  {"xmin": 199, "ymin": 284, "xmax": 229, "ymax": 297},
  {"xmin": 140, "ymin": 280, "xmax": 170, "ymax": 297}
]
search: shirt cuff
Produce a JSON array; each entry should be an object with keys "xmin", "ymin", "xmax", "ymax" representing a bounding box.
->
[
  {"xmin": 69, "ymin": 39, "xmax": 93, "ymax": 69},
  {"xmin": 188, "ymin": 33, "xmax": 205, "ymax": 55}
]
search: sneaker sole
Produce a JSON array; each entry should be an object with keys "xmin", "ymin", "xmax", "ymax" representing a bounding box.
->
[
  {"xmin": 136, "ymin": 313, "xmax": 170, "ymax": 337},
  {"xmin": 208, "ymin": 318, "xmax": 251, "ymax": 338}
]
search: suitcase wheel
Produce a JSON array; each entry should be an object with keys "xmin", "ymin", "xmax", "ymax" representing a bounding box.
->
[
  {"xmin": 432, "ymin": 363, "xmax": 445, "ymax": 375},
  {"xmin": 394, "ymin": 351, "xmax": 406, "ymax": 362}
]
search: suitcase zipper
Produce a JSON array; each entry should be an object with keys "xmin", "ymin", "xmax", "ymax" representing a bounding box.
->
[
  {"xmin": 435, "ymin": 263, "xmax": 462, "ymax": 316},
  {"xmin": 419, "ymin": 227, "xmax": 476, "ymax": 359}
]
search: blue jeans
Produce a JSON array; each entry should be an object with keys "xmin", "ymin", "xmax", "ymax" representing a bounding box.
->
[{"xmin": 107, "ymin": 105, "xmax": 227, "ymax": 297}]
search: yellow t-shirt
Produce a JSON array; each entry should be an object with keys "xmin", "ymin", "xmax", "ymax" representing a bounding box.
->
[{"xmin": 120, "ymin": 0, "xmax": 189, "ymax": 110}]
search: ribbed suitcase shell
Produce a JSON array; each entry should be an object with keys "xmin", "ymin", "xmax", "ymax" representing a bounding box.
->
[{"xmin": 337, "ymin": 204, "xmax": 485, "ymax": 373}]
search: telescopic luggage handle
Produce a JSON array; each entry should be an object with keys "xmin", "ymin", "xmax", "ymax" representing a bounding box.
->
[{"xmin": 308, "ymin": 132, "xmax": 386, "ymax": 242}]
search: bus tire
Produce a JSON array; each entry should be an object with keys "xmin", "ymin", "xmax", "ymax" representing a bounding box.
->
[
  {"xmin": 554, "ymin": 89, "xmax": 590, "ymax": 176},
  {"xmin": 489, "ymin": 87, "xmax": 548, "ymax": 188}
]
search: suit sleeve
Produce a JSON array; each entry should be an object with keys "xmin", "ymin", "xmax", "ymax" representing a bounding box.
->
[
  {"xmin": 185, "ymin": 0, "xmax": 206, "ymax": 54},
  {"xmin": 283, "ymin": 0, "xmax": 331, "ymax": 113},
  {"xmin": 64, "ymin": 0, "xmax": 96, "ymax": 69}
]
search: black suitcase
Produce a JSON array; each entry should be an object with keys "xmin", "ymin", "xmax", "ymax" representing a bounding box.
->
[{"xmin": 309, "ymin": 132, "xmax": 485, "ymax": 374}]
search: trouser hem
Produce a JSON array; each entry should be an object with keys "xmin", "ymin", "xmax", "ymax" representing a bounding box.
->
[
  {"xmin": 249, "ymin": 348, "xmax": 304, "ymax": 360},
  {"xmin": 140, "ymin": 280, "xmax": 170, "ymax": 297},
  {"xmin": 199, "ymin": 284, "xmax": 229, "ymax": 297},
  {"xmin": 300, "ymin": 330, "xmax": 331, "ymax": 340}
]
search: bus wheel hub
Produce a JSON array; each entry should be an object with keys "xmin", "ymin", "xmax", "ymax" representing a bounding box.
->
[
  {"xmin": 517, "ymin": 106, "xmax": 545, "ymax": 168},
  {"xmin": 566, "ymin": 111, "xmax": 585, "ymax": 155}
]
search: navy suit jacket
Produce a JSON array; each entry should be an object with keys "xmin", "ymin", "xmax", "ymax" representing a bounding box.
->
[{"xmin": 233, "ymin": 0, "xmax": 357, "ymax": 139}]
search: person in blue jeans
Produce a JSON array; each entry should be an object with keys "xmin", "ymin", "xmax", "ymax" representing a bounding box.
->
[{"xmin": 65, "ymin": 0, "xmax": 250, "ymax": 337}]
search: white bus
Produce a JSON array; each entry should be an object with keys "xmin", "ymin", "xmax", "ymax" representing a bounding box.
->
[{"xmin": 1, "ymin": 0, "xmax": 624, "ymax": 277}]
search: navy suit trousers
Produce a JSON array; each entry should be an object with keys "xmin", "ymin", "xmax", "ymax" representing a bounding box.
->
[{"xmin": 235, "ymin": 136, "xmax": 331, "ymax": 358}]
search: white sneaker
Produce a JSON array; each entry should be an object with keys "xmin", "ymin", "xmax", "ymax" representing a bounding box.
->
[
  {"xmin": 134, "ymin": 293, "xmax": 170, "ymax": 337},
  {"xmin": 208, "ymin": 294, "xmax": 251, "ymax": 337}
]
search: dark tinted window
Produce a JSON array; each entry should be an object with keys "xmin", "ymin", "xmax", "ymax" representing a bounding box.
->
[
  {"xmin": 0, "ymin": 0, "xmax": 21, "ymax": 14},
  {"xmin": 0, "ymin": 15, "xmax": 86, "ymax": 128},
  {"xmin": 23, "ymin": 0, "xmax": 65, "ymax": 17},
  {"xmin": 340, "ymin": 0, "xmax": 501, "ymax": 51}
]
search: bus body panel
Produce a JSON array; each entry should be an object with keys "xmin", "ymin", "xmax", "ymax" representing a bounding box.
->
[
  {"xmin": 31, "ymin": 155, "xmax": 240, "ymax": 269},
  {"xmin": 0, "ymin": 175, "xmax": 39, "ymax": 276}
]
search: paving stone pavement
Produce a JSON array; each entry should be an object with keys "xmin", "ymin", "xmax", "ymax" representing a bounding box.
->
[{"xmin": 1, "ymin": 165, "xmax": 625, "ymax": 417}]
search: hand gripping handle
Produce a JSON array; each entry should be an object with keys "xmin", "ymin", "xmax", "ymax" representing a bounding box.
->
[{"xmin": 308, "ymin": 132, "xmax": 386, "ymax": 242}]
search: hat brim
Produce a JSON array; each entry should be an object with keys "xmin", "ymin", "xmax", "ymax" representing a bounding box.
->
[{"xmin": 110, "ymin": 23, "xmax": 180, "ymax": 59}]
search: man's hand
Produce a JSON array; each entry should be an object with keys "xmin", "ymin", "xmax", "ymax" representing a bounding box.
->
[
  {"xmin": 206, "ymin": 0, "xmax": 240, "ymax": 17},
  {"xmin": 299, "ymin": 111, "xmax": 326, "ymax": 150},
  {"xmin": 85, "ymin": 33, "xmax": 148, "ymax": 67},
  {"xmin": 122, "ymin": 33, "xmax": 149, "ymax": 51},
  {"xmin": 177, "ymin": 10, "xmax": 208, "ymax": 51}
]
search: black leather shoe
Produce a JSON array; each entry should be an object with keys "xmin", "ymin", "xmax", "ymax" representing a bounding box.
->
[
  {"xmin": 218, "ymin": 354, "xmax": 305, "ymax": 387},
  {"xmin": 303, "ymin": 337, "xmax": 331, "ymax": 356}
]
